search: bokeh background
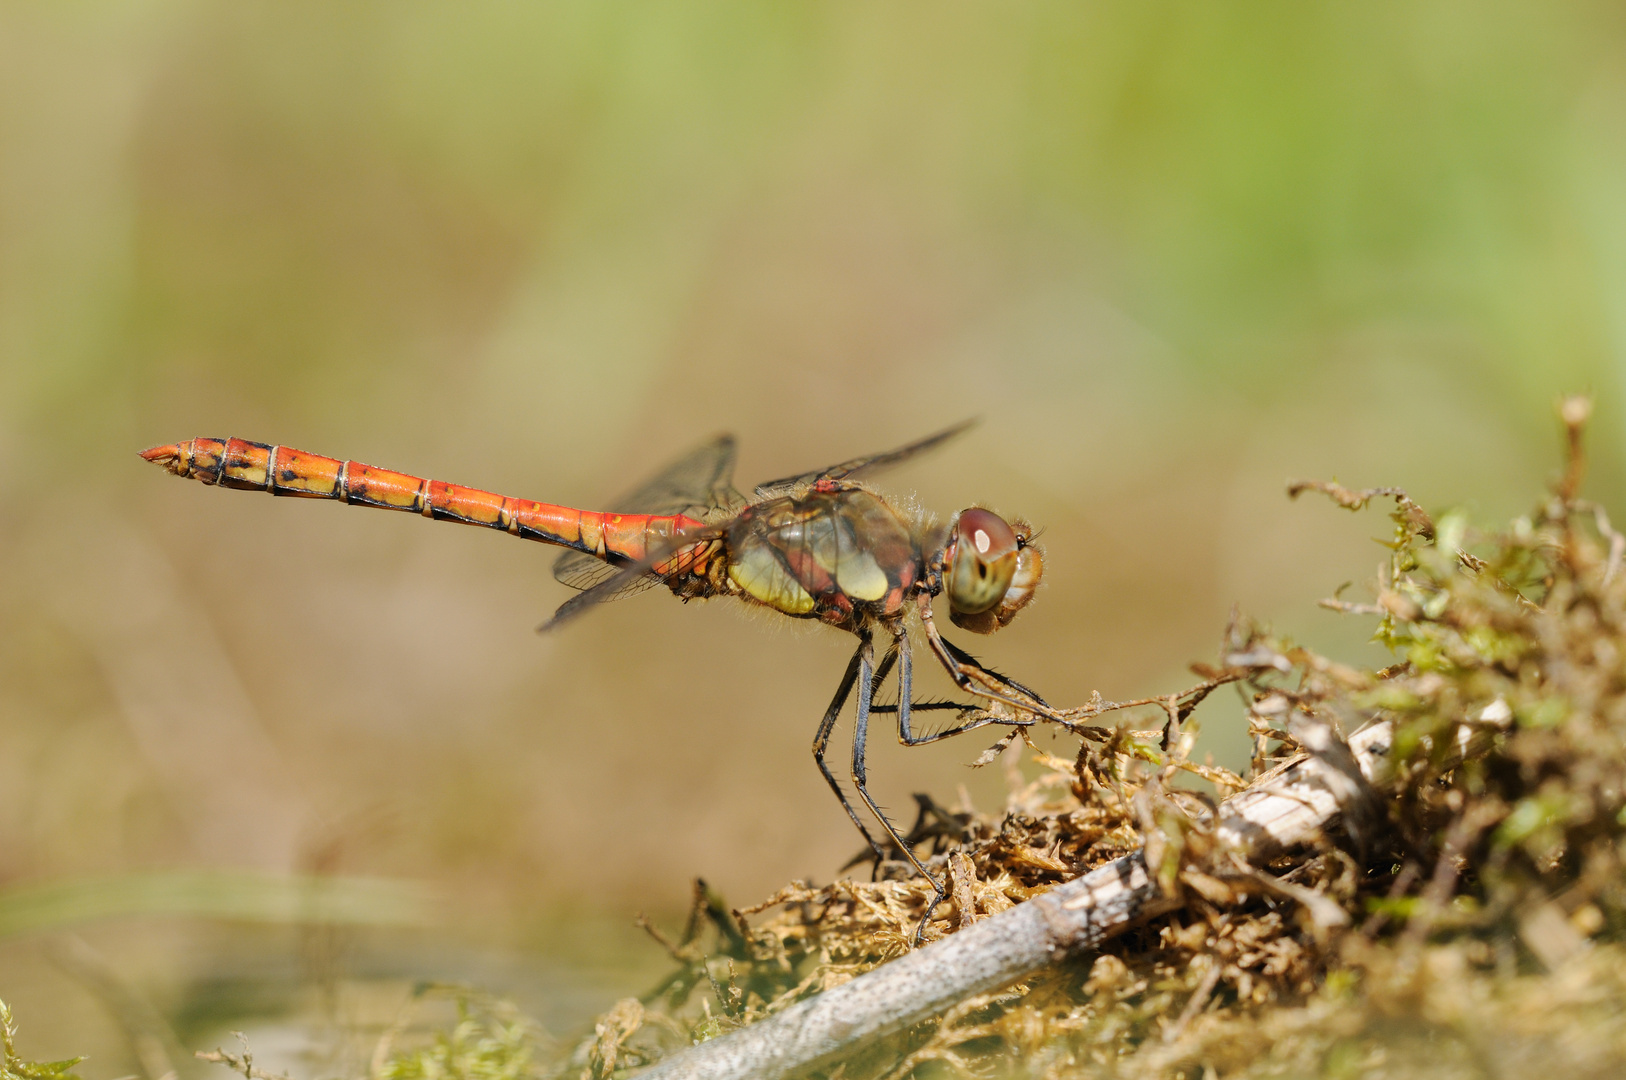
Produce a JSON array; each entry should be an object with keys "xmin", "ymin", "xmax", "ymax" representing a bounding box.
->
[{"xmin": 5, "ymin": 1, "xmax": 1626, "ymax": 1073}]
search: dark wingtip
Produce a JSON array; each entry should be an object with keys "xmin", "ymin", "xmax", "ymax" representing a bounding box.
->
[
  {"xmin": 935, "ymin": 417, "xmax": 980, "ymax": 444},
  {"xmin": 536, "ymin": 601, "xmax": 576, "ymax": 634},
  {"xmin": 536, "ymin": 594, "xmax": 588, "ymax": 634}
]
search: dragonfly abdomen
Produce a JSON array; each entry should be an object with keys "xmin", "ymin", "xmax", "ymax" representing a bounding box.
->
[{"xmin": 140, "ymin": 437, "xmax": 705, "ymax": 567}]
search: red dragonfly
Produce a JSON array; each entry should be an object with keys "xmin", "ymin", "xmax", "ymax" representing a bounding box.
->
[{"xmin": 141, "ymin": 424, "xmax": 1053, "ymax": 927}]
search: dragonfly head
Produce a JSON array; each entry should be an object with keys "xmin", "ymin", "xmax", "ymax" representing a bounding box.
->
[{"xmin": 944, "ymin": 508, "xmax": 1043, "ymax": 634}]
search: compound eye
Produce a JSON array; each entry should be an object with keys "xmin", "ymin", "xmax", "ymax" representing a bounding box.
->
[{"xmin": 947, "ymin": 508, "xmax": 1018, "ymax": 615}]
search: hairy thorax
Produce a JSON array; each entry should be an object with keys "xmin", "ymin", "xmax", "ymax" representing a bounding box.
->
[{"xmin": 720, "ymin": 482, "xmax": 926, "ymax": 632}]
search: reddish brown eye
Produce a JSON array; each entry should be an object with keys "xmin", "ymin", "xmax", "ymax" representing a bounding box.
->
[
  {"xmin": 956, "ymin": 509, "xmax": 1017, "ymax": 562},
  {"xmin": 947, "ymin": 508, "xmax": 1019, "ymax": 616}
]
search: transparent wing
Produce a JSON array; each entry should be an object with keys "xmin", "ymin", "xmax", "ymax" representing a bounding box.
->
[
  {"xmin": 752, "ymin": 419, "xmax": 976, "ymax": 500},
  {"xmin": 540, "ymin": 519, "xmax": 735, "ymax": 632},
  {"xmin": 552, "ymin": 433, "xmax": 743, "ymax": 593},
  {"xmin": 551, "ymin": 558, "xmax": 658, "ymax": 595}
]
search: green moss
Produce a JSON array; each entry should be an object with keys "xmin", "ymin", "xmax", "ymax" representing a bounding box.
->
[
  {"xmin": 0, "ymin": 1002, "xmax": 82, "ymax": 1080},
  {"xmin": 377, "ymin": 992, "xmax": 544, "ymax": 1080}
]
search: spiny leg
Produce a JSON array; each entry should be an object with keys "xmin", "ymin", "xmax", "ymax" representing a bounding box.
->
[
  {"xmin": 838, "ymin": 642, "xmax": 970, "ymax": 874},
  {"xmin": 867, "ymin": 635, "xmax": 1015, "ymax": 739},
  {"xmin": 870, "ymin": 696, "xmax": 1018, "ymax": 744},
  {"xmin": 868, "ymin": 625, "xmax": 1041, "ymax": 745},
  {"xmin": 836, "ymin": 643, "xmax": 907, "ymax": 875},
  {"xmin": 938, "ymin": 634, "xmax": 1049, "ymax": 708},
  {"xmin": 849, "ymin": 632, "xmax": 946, "ymax": 945},
  {"xmin": 813, "ymin": 633, "xmax": 888, "ymax": 862},
  {"xmin": 882, "ymin": 630, "xmax": 1036, "ymax": 746},
  {"xmin": 843, "ymin": 641, "xmax": 991, "ymax": 872},
  {"xmin": 916, "ymin": 593, "xmax": 1061, "ymax": 722}
]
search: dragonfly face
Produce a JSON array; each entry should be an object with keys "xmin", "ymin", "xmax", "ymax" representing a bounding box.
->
[{"xmin": 943, "ymin": 508, "xmax": 1043, "ymax": 635}]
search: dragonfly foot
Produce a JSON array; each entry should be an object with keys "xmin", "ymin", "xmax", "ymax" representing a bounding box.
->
[{"xmin": 911, "ymin": 875, "xmax": 947, "ymax": 948}]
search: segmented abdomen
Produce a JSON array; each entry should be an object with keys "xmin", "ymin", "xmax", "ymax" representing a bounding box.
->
[{"xmin": 140, "ymin": 437, "xmax": 706, "ymax": 571}]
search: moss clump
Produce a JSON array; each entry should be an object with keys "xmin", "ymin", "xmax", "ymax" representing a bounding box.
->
[
  {"xmin": 1, "ymin": 1001, "xmax": 83, "ymax": 1080},
  {"xmin": 375, "ymin": 990, "xmax": 548, "ymax": 1080}
]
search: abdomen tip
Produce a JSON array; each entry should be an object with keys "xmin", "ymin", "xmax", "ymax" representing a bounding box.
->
[{"xmin": 140, "ymin": 443, "xmax": 183, "ymax": 470}]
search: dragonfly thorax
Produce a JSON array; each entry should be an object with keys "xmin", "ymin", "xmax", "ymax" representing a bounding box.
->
[{"xmin": 722, "ymin": 483, "xmax": 923, "ymax": 631}]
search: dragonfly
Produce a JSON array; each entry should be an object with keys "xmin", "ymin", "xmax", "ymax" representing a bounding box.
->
[{"xmin": 140, "ymin": 423, "xmax": 1057, "ymax": 934}]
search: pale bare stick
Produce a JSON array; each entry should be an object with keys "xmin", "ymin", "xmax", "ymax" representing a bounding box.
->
[{"xmin": 635, "ymin": 848, "xmax": 1175, "ymax": 1080}]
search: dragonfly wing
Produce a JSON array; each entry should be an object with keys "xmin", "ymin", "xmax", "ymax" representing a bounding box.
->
[
  {"xmin": 540, "ymin": 519, "xmax": 735, "ymax": 632},
  {"xmin": 552, "ymin": 433, "xmax": 742, "ymax": 592},
  {"xmin": 550, "ymin": 557, "xmax": 665, "ymax": 597},
  {"xmin": 751, "ymin": 418, "xmax": 976, "ymax": 500}
]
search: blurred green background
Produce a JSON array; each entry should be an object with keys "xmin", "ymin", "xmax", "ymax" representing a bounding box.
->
[{"xmin": 4, "ymin": 1, "xmax": 1625, "ymax": 1073}]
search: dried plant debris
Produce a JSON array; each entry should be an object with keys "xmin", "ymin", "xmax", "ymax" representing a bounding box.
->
[
  {"xmin": 202, "ymin": 396, "xmax": 1626, "ymax": 1080},
  {"xmin": 197, "ymin": 1034, "xmax": 298, "ymax": 1080}
]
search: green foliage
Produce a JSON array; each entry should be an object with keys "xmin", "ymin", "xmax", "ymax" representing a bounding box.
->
[
  {"xmin": 376, "ymin": 992, "xmax": 545, "ymax": 1080},
  {"xmin": 1347, "ymin": 408, "xmax": 1626, "ymax": 941},
  {"xmin": 0, "ymin": 1002, "xmax": 82, "ymax": 1080}
]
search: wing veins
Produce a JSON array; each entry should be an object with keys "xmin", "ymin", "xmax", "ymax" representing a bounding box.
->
[
  {"xmin": 752, "ymin": 418, "xmax": 976, "ymax": 499},
  {"xmin": 540, "ymin": 519, "xmax": 734, "ymax": 632},
  {"xmin": 552, "ymin": 433, "xmax": 741, "ymax": 593}
]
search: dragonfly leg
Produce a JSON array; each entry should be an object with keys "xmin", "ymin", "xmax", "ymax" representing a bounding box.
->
[
  {"xmin": 850, "ymin": 633, "xmax": 946, "ymax": 947},
  {"xmin": 916, "ymin": 594, "xmax": 1063, "ymax": 722},
  {"xmin": 871, "ymin": 627, "xmax": 1021, "ymax": 748},
  {"xmin": 939, "ymin": 634, "xmax": 1049, "ymax": 707},
  {"xmin": 882, "ymin": 627, "xmax": 1034, "ymax": 746},
  {"xmin": 812, "ymin": 634, "xmax": 888, "ymax": 863}
]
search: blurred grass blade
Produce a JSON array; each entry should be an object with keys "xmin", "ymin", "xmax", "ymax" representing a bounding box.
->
[{"xmin": 0, "ymin": 870, "xmax": 436, "ymax": 938}]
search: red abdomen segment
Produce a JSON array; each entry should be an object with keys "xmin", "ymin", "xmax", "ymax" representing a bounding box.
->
[{"xmin": 140, "ymin": 437, "xmax": 705, "ymax": 570}]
